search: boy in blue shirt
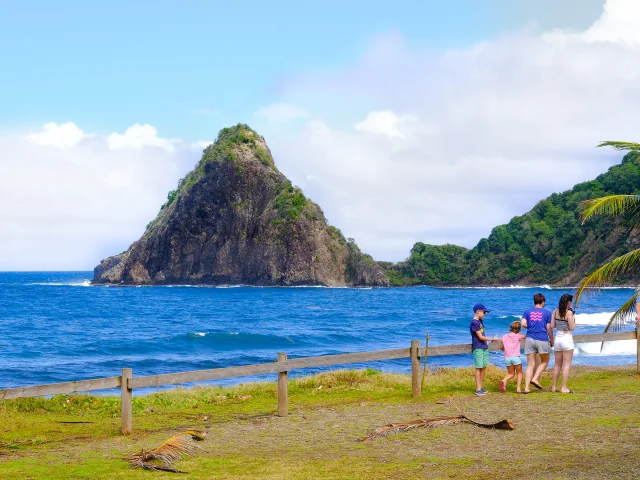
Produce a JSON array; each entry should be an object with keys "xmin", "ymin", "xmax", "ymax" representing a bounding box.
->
[
  {"xmin": 470, "ymin": 303, "xmax": 499, "ymax": 396},
  {"xmin": 521, "ymin": 293, "xmax": 553, "ymax": 393}
]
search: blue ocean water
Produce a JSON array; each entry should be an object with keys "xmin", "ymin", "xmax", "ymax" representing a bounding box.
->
[{"xmin": 0, "ymin": 272, "xmax": 637, "ymax": 392}]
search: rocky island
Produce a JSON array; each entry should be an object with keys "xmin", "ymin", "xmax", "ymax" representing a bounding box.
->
[{"xmin": 93, "ymin": 124, "xmax": 389, "ymax": 286}]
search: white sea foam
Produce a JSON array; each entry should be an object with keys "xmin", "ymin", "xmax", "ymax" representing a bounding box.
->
[
  {"xmin": 29, "ymin": 279, "xmax": 92, "ymax": 287},
  {"xmin": 193, "ymin": 332, "xmax": 207, "ymax": 337},
  {"xmin": 452, "ymin": 285, "xmax": 548, "ymax": 290},
  {"xmin": 575, "ymin": 340, "xmax": 637, "ymax": 356},
  {"xmin": 574, "ymin": 312, "xmax": 618, "ymax": 326}
]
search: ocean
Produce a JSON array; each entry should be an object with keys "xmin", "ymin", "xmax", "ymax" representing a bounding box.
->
[{"xmin": 1, "ymin": 272, "xmax": 637, "ymax": 393}]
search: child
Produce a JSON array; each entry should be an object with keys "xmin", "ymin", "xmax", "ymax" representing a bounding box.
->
[
  {"xmin": 470, "ymin": 303, "xmax": 499, "ymax": 396},
  {"xmin": 498, "ymin": 321, "xmax": 526, "ymax": 393}
]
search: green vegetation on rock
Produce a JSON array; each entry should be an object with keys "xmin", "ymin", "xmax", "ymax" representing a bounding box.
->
[
  {"xmin": 327, "ymin": 226, "xmax": 347, "ymax": 245},
  {"xmin": 274, "ymin": 182, "xmax": 309, "ymax": 221},
  {"xmin": 386, "ymin": 152, "xmax": 640, "ymax": 286},
  {"xmin": 201, "ymin": 123, "xmax": 276, "ymax": 170}
]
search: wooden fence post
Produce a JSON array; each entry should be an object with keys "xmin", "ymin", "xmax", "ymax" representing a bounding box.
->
[
  {"xmin": 411, "ymin": 340, "xmax": 420, "ymax": 398},
  {"xmin": 421, "ymin": 332, "xmax": 429, "ymax": 392},
  {"xmin": 121, "ymin": 368, "xmax": 133, "ymax": 435},
  {"xmin": 636, "ymin": 324, "xmax": 639, "ymax": 374},
  {"xmin": 277, "ymin": 353, "xmax": 288, "ymax": 417}
]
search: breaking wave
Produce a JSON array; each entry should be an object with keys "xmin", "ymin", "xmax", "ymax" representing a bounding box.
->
[{"xmin": 575, "ymin": 340, "xmax": 637, "ymax": 356}]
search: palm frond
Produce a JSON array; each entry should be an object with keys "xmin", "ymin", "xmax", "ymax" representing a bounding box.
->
[
  {"xmin": 597, "ymin": 141, "xmax": 640, "ymax": 152},
  {"xmin": 359, "ymin": 416, "xmax": 464, "ymax": 441},
  {"xmin": 604, "ymin": 291, "xmax": 639, "ymax": 334},
  {"xmin": 579, "ymin": 195, "xmax": 640, "ymax": 224},
  {"xmin": 595, "ymin": 291, "xmax": 639, "ymax": 353},
  {"xmin": 128, "ymin": 455, "xmax": 185, "ymax": 473},
  {"xmin": 574, "ymin": 248, "xmax": 640, "ymax": 307},
  {"xmin": 129, "ymin": 430, "xmax": 208, "ymax": 472},
  {"xmin": 358, "ymin": 415, "xmax": 514, "ymax": 442}
]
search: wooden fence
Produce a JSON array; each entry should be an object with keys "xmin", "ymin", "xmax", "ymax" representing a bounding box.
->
[{"xmin": 1, "ymin": 328, "xmax": 638, "ymax": 434}]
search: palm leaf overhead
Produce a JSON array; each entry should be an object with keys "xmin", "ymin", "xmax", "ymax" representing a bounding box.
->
[
  {"xmin": 603, "ymin": 290, "xmax": 640, "ymax": 334},
  {"xmin": 597, "ymin": 141, "xmax": 640, "ymax": 151},
  {"xmin": 579, "ymin": 195, "xmax": 640, "ymax": 224},
  {"xmin": 593, "ymin": 291, "xmax": 640, "ymax": 352},
  {"xmin": 574, "ymin": 248, "xmax": 640, "ymax": 306},
  {"xmin": 129, "ymin": 430, "xmax": 208, "ymax": 473}
]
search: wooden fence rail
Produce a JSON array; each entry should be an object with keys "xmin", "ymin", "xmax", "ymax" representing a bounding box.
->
[{"xmin": 1, "ymin": 328, "xmax": 638, "ymax": 434}]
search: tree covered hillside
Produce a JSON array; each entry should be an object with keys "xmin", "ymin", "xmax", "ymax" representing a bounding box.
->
[{"xmin": 385, "ymin": 152, "xmax": 640, "ymax": 286}]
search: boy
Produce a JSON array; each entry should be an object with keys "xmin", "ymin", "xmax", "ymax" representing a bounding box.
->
[{"xmin": 470, "ymin": 303, "xmax": 499, "ymax": 396}]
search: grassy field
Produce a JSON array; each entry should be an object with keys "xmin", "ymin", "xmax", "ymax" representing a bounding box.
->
[{"xmin": 1, "ymin": 365, "xmax": 639, "ymax": 479}]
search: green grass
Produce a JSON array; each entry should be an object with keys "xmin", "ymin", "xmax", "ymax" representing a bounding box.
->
[{"xmin": 1, "ymin": 365, "xmax": 639, "ymax": 479}]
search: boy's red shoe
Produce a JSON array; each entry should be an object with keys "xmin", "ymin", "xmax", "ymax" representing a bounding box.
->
[{"xmin": 499, "ymin": 381, "xmax": 506, "ymax": 393}]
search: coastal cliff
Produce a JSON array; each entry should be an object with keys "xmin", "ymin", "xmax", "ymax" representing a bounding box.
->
[
  {"xmin": 93, "ymin": 124, "xmax": 388, "ymax": 286},
  {"xmin": 385, "ymin": 151, "xmax": 640, "ymax": 286}
]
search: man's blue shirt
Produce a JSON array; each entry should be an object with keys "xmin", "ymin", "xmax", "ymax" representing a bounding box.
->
[{"xmin": 522, "ymin": 307, "xmax": 552, "ymax": 341}]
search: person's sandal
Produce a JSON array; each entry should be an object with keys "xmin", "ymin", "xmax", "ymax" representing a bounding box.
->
[
  {"xmin": 499, "ymin": 381, "xmax": 506, "ymax": 393},
  {"xmin": 531, "ymin": 380, "xmax": 543, "ymax": 389}
]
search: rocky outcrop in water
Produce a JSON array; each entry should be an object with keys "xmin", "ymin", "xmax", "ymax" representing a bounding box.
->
[{"xmin": 93, "ymin": 124, "xmax": 389, "ymax": 286}]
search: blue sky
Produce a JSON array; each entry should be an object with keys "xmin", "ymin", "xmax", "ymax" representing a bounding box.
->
[
  {"xmin": 0, "ymin": 0, "xmax": 604, "ymax": 141},
  {"xmin": 5, "ymin": 0, "xmax": 640, "ymax": 270}
]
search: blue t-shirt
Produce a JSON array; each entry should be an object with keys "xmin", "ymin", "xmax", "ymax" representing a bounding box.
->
[
  {"xmin": 470, "ymin": 319, "xmax": 487, "ymax": 350},
  {"xmin": 522, "ymin": 307, "xmax": 552, "ymax": 341}
]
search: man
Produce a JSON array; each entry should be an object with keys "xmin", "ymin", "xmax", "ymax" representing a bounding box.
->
[{"xmin": 521, "ymin": 293, "xmax": 553, "ymax": 394}]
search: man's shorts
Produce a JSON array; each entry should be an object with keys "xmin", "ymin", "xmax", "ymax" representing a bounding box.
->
[
  {"xmin": 473, "ymin": 348, "xmax": 489, "ymax": 368},
  {"xmin": 504, "ymin": 356, "xmax": 522, "ymax": 366},
  {"xmin": 524, "ymin": 337, "xmax": 550, "ymax": 355}
]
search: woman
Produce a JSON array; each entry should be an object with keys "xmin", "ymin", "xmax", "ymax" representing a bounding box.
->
[{"xmin": 551, "ymin": 293, "xmax": 576, "ymax": 393}]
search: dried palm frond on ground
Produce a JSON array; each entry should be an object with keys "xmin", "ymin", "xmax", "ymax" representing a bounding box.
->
[
  {"xmin": 128, "ymin": 430, "xmax": 207, "ymax": 473},
  {"xmin": 359, "ymin": 415, "xmax": 514, "ymax": 442}
]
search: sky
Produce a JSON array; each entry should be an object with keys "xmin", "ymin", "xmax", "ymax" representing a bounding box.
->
[{"xmin": 1, "ymin": 0, "xmax": 639, "ymax": 270}]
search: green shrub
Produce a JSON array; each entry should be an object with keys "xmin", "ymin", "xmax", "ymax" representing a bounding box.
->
[{"xmin": 274, "ymin": 183, "xmax": 308, "ymax": 221}]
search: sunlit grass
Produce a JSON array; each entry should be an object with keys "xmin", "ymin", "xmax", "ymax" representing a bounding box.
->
[{"xmin": 1, "ymin": 366, "xmax": 639, "ymax": 479}]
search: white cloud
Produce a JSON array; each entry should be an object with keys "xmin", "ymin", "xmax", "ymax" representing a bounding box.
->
[
  {"xmin": 263, "ymin": 0, "xmax": 640, "ymax": 262},
  {"xmin": 253, "ymin": 103, "xmax": 309, "ymax": 123},
  {"xmin": 354, "ymin": 111, "xmax": 410, "ymax": 138},
  {"xmin": 580, "ymin": 0, "xmax": 640, "ymax": 46},
  {"xmin": 0, "ymin": 124, "xmax": 203, "ymax": 270},
  {"xmin": 25, "ymin": 122, "xmax": 88, "ymax": 148},
  {"xmin": 107, "ymin": 124, "xmax": 178, "ymax": 152}
]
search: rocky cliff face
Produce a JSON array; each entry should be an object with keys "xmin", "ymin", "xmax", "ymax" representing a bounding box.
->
[{"xmin": 93, "ymin": 124, "xmax": 389, "ymax": 287}]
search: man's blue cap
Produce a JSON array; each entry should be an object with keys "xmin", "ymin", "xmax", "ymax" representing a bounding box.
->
[{"xmin": 473, "ymin": 303, "xmax": 491, "ymax": 313}]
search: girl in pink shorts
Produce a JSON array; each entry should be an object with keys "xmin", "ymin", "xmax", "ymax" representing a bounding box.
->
[{"xmin": 499, "ymin": 321, "xmax": 526, "ymax": 393}]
